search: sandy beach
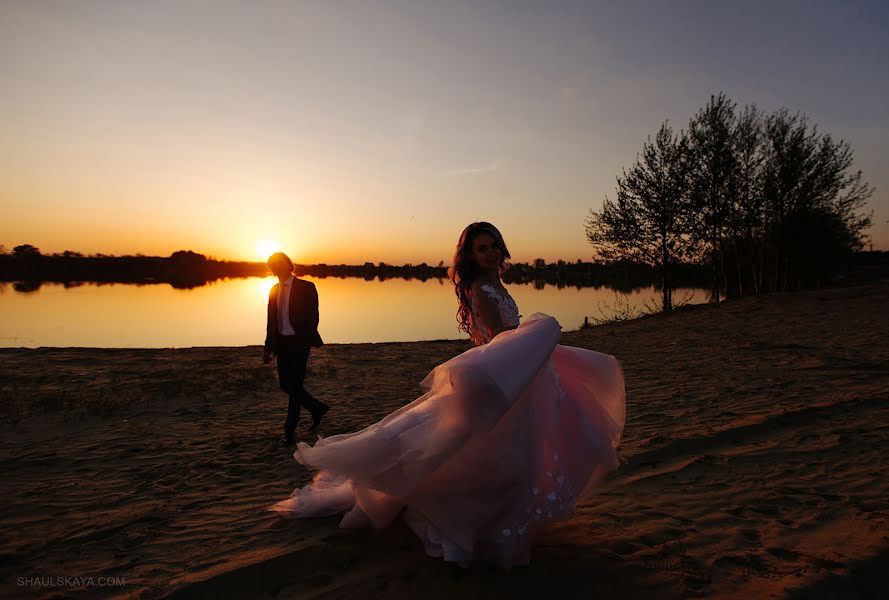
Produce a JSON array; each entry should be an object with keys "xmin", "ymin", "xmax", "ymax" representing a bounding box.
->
[{"xmin": 2, "ymin": 282, "xmax": 888, "ymax": 599}]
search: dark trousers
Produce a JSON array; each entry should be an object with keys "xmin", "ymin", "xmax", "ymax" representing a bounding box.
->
[{"xmin": 276, "ymin": 334, "xmax": 328, "ymax": 438}]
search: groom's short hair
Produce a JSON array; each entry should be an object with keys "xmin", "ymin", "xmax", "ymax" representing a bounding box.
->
[{"xmin": 267, "ymin": 252, "xmax": 294, "ymax": 273}]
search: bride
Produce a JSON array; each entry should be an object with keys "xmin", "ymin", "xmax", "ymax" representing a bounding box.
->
[{"xmin": 269, "ymin": 222, "xmax": 625, "ymax": 567}]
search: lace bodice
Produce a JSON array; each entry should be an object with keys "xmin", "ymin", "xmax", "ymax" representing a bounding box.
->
[{"xmin": 469, "ymin": 282, "xmax": 520, "ymax": 345}]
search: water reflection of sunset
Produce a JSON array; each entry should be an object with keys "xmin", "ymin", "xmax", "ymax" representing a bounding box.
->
[
  {"xmin": 0, "ymin": 277, "xmax": 708, "ymax": 348},
  {"xmin": 258, "ymin": 276, "xmax": 277, "ymax": 300}
]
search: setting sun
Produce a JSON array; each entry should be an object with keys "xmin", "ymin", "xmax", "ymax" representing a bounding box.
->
[{"xmin": 256, "ymin": 240, "xmax": 282, "ymax": 262}]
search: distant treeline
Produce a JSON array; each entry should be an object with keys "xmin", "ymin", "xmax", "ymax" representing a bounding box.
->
[
  {"xmin": 0, "ymin": 244, "xmax": 714, "ymax": 291},
  {"xmin": 3, "ymin": 244, "xmax": 883, "ymax": 295},
  {"xmin": 300, "ymin": 258, "xmax": 712, "ymax": 291},
  {"xmin": 0, "ymin": 248, "xmax": 266, "ymax": 289}
]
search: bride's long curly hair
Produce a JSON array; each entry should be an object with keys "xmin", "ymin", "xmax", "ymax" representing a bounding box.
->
[{"xmin": 448, "ymin": 222, "xmax": 511, "ymax": 336}]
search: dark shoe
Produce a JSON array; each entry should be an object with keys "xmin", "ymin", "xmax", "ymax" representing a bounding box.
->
[
  {"xmin": 309, "ymin": 405, "xmax": 329, "ymax": 431},
  {"xmin": 280, "ymin": 435, "xmax": 295, "ymax": 446}
]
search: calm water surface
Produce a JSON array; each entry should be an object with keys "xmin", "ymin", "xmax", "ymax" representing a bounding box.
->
[{"xmin": 0, "ymin": 277, "xmax": 707, "ymax": 348}]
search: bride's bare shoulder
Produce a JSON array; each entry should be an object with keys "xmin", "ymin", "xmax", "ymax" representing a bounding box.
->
[{"xmin": 470, "ymin": 279, "xmax": 498, "ymax": 296}]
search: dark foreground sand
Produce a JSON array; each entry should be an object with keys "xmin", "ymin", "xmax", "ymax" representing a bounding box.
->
[{"xmin": 1, "ymin": 283, "xmax": 888, "ymax": 599}]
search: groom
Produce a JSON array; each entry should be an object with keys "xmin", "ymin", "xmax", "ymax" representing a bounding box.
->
[{"xmin": 263, "ymin": 252, "xmax": 329, "ymax": 445}]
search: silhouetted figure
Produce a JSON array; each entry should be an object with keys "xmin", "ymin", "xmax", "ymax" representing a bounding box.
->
[{"xmin": 263, "ymin": 252, "xmax": 328, "ymax": 445}]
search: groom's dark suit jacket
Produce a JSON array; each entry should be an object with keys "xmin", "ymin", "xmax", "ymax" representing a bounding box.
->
[{"xmin": 264, "ymin": 278, "xmax": 324, "ymax": 353}]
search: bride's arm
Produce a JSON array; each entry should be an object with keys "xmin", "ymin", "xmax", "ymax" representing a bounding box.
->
[{"xmin": 471, "ymin": 281, "xmax": 508, "ymax": 340}]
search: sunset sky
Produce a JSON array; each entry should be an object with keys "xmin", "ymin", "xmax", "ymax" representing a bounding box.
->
[{"xmin": 2, "ymin": 1, "xmax": 887, "ymax": 264}]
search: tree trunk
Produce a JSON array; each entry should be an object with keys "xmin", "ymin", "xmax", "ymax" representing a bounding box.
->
[
  {"xmin": 711, "ymin": 231, "xmax": 721, "ymax": 302},
  {"xmin": 734, "ymin": 238, "xmax": 744, "ymax": 298},
  {"xmin": 661, "ymin": 235, "xmax": 672, "ymax": 312}
]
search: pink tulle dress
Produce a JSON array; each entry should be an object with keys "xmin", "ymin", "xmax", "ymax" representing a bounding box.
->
[{"xmin": 269, "ymin": 283, "xmax": 625, "ymax": 566}]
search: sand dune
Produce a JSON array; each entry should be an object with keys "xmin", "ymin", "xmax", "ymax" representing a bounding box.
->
[{"xmin": 1, "ymin": 283, "xmax": 887, "ymax": 599}]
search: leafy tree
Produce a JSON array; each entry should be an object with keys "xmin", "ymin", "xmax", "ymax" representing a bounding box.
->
[
  {"xmin": 728, "ymin": 104, "xmax": 767, "ymax": 296},
  {"xmin": 687, "ymin": 93, "xmax": 737, "ymax": 302},
  {"xmin": 591, "ymin": 94, "xmax": 874, "ymax": 307},
  {"xmin": 12, "ymin": 244, "xmax": 41, "ymax": 257},
  {"xmin": 586, "ymin": 122, "xmax": 693, "ymax": 311},
  {"xmin": 761, "ymin": 109, "xmax": 873, "ymax": 290}
]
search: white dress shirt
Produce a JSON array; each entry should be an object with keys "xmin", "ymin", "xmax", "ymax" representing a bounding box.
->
[{"xmin": 277, "ymin": 275, "xmax": 296, "ymax": 336}]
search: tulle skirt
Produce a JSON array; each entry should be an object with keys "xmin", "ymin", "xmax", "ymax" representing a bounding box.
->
[{"xmin": 269, "ymin": 314, "xmax": 625, "ymax": 566}]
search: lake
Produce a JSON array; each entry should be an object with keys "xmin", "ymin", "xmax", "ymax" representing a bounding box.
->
[{"xmin": 0, "ymin": 276, "xmax": 708, "ymax": 347}]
